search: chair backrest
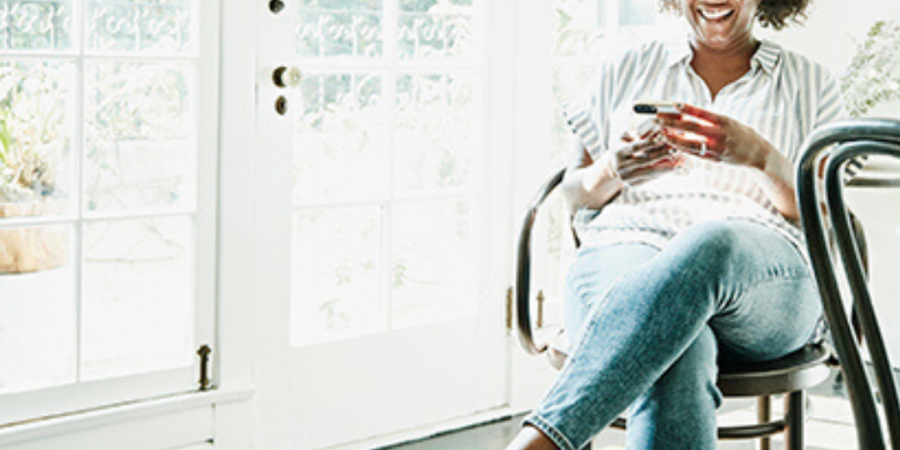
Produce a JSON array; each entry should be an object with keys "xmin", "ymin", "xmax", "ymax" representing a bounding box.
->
[{"xmin": 797, "ymin": 118, "xmax": 900, "ymax": 450}]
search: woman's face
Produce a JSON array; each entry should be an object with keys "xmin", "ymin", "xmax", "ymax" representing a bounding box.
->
[{"xmin": 679, "ymin": 0, "xmax": 760, "ymax": 50}]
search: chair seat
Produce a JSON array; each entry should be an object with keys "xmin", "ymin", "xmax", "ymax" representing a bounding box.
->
[
  {"xmin": 546, "ymin": 331, "xmax": 833, "ymax": 398},
  {"xmin": 717, "ymin": 343, "xmax": 833, "ymax": 397}
]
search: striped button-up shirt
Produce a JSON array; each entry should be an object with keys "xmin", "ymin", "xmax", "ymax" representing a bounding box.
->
[{"xmin": 564, "ymin": 37, "xmax": 856, "ymax": 252}]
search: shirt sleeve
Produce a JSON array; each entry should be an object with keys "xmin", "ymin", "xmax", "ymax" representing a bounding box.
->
[{"xmin": 561, "ymin": 58, "xmax": 616, "ymax": 160}]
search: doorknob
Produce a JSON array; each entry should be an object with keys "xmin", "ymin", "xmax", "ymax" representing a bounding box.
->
[
  {"xmin": 269, "ymin": 0, "xmax": 285, "ymax": 14},
  {"xmin": 273, "ymin": 66, "xmax": 302, "ymax": 88}
]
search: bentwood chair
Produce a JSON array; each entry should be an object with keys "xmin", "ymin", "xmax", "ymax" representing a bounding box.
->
[
  {"xmin": 515, "ymin": 168, "xmax": 868, "ymax": 450},
  {"xmin": 797, "ymin": 118, "xmax": 900, "ymax": 450}
]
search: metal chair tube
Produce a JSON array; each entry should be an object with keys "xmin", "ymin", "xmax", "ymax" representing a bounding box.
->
[
  {"xmin": 797, "ymin": 124, "xmax": 884, "ymax": 450},
  {"xmin": 797, "ymin": 118, "xmax": 900, "ymax": 450},
  {"xmin": 825, "ymin": 140, "xmax": 900, "ymax": 448},
  {"xmin": 516, "ymin": 168, "xmax": 566, "ymax": 355}
]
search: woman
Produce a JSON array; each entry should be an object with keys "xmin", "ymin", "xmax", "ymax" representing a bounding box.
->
[{"xmin": 504, "ymin": 1, "xmax": 852, "ymax": 449}]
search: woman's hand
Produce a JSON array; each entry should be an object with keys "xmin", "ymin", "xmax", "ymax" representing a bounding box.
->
[
  {"xmin": 608, "ymin": 120, "xmax": 684, "ymax": 186},
  {"xmin": 658, "ymin": 103, "xmax": 800, "ymax": 220},
  {"xmin": 561, "ymin": 119, "xmax": 683, "ymax": 210},
  {"xmin": 658, "ymin": 103, "xmax": 771, "ymax": 170}
]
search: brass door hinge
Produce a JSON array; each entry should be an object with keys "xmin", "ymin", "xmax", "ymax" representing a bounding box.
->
[
  {"xmin": 198, "ymin": 344, "xmax": 212, "ymax": 391},
  {"xmin": 536, "ymin": 290, "xmax": 546, "ymax": 329},
  {"xmin": 506, "ymin": 287, "xmax": 513, "ymax": 332}
]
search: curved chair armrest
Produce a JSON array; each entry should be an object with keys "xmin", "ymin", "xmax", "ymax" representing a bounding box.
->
[{"xmin": 515, "ymin": 168, "xmax": 567, "ymax": 355}]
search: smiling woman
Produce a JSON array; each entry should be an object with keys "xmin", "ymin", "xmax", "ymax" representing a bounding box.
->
[{"xmin": 503, "ymin": 0, "xmax": 850, "ymax": 448}]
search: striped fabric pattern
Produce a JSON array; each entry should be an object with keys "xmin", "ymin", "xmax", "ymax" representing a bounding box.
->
[{"xmin": 564, "ymin": 37, "xmax": 859, "ymax": 252}]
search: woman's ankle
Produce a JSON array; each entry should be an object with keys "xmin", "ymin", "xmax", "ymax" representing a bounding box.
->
[{"xmin": 503, "ymin": 425, "xmax": 558, "ymax": 450}]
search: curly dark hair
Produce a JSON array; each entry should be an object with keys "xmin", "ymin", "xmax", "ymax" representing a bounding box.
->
[{"xmin": 660, "ymin": 0, "xmax": 810, "ymax": 30}]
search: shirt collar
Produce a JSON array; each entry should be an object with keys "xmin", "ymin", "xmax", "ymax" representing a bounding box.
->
[
  {"xmin": 752, "ymin": 39, "xmax": 781, "ymax": 74},
  {"xmin": 664, "ymin": 37, "xmax": 782, "ymax": 74}
]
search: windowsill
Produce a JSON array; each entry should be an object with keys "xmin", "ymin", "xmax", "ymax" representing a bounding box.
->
[{"xmin": 0, "ymin": 386, "xmax": 255, "ymax": 448}]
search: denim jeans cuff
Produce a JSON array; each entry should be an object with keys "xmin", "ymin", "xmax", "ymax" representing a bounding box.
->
[{"xmin": 522, "ymin": 413, "xmax": 579, "ymax": 450}]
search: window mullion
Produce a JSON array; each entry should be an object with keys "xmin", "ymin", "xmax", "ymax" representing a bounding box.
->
[
  {"xmin": 74, "ymin": 0, "xmax": 87, "ymax": 384},
  {"xmin": 383, "ymin": 0, "xmax": 398, "ymax": 332}
]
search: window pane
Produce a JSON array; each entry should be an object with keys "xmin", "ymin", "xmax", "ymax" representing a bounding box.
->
[
  {"xmin": 0, "ymin": 0, "xmax": 74, "ymax": 52},
  {"xmin": 291, "ymin": 206, "xmax": 385, "ymax": 345},
  {"xmin": 296, "ymin": 0, "xmax": 383, "ymax": 58},
  {"xmin": 0, "ymin": 60, "xmax": 75, "ymax": 214},
  {"xmin": 80, "ymin": 217, "xmax": 193, "ymax": 380},
  {"xmin": 394, "ymin": 73, "xmax": 477, "ymax": 196},
  {"xmin": 398, "ymin": 0, "xmax": 474, "ymax": 60},
  {"xmin": 391, "ymin": 198, "xmax": 477, "ymax": 328},
  {"xmin": 553, "ymin": 0, "xmax": 603, "ymax": 57},
  {"xmin": 87, "ymin": 0, "xmax": 196, "ymax": 55},
  {"xmin": 552, "ymin": 65, "xmax": 594, "ymax": 164},
  {"xmin": 294, "ymin": 72, "xmax": 389, "ymax": 205},
  {"xmin": 618, "ymin": 0, "xmax": 657, "ymax": 27},
  {"xmin": 84, "ymin": 61, "xmax": 195, "ymax": 215},
  {"xmin": 0, "ymin": 225, "xmax": 75, "ymax": 393}
]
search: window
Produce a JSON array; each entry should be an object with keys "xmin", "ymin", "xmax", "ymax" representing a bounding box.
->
[{"xmin": 0, "ymin": 0, "xmax": 215, "ymax": 424}]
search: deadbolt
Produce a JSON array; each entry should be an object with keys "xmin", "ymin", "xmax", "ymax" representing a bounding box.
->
[{"xmin": 275, "ymin": 96, "xmax": 288, "ymax": 115}]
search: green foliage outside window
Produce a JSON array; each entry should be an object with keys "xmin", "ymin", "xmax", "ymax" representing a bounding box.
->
[
  {"xmin": 841, "ymin": 21, "xmax": 900, "ymax": 118},
  {"xmin": 0, "ymin": 68, "xmax": 61, "ymax": 204}
]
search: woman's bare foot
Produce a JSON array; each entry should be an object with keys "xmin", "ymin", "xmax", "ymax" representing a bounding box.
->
[{"xmin": 503, "ymin": 425, "xmax": 558, "ymax": 450}]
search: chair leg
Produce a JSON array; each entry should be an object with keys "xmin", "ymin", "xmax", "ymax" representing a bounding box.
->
[
  {"xmin": 784, "ymin": 391, "xmax": 805, "ymax": 450},
  {"xmin": 758, "ymin": 396, "xmax": 771, "ymax": 450}
]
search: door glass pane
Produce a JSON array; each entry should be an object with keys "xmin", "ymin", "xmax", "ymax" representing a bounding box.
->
[
  {"xmin": 86, "ymin": 0, "xmax": 196, "ymax": 55},
  {"xmin": 0, "ymin": 225, "xmax": 75, "ymax": 393},
  {"xmin": 618, "ymin": 0, "xmax": 656, "ymax": 27},
  {"xmin": 83, "ymin": 61, "xmax": 195, "ymax": 215},
  {"xmin": 398, "ymin": 0, "xmax": 474, "ymax": 60},
  {"xmin": 0, "ymin": 60, "xmax": 75, "ymax": 214},
  {"xmin": 291, "ymin": 206, "xmax": 385, "ymax": 345},
  {"xmin": 394, "ymin": 73, "xmax": 477, "ymax": 196},
  {"xmin": 296, "ymin": 0, "xmax": 383, "ymax": 58},
  {"xmin": 294, "ymin": 72, "xmax": 388, "ymax": 205},
  {"xmin": 0, "ymin": 0, "xmax": 74, "ymax": 52},
  {"xmin": 80, "ymin": 217, "xmax": 193, "ymax": 380},
  {"xmin": 391, "ymin": 198, "xmax": 477, "ymax": 328},
  {"xmin": 553, "ymin": 0, "xmax": 603, "ymax": 57}
]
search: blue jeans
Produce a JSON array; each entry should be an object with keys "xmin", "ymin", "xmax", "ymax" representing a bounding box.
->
[{"xmin": 523, "ymin": 220, "xmax": 823, "ymax": 450}]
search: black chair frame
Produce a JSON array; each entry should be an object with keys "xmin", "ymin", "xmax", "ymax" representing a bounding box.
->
[{"xmin": 797, "ymin": 118, "xmax": 900, "ymax": 450}]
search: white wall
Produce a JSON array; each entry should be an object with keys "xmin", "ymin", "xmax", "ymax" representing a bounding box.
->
[{"xmin": 766, "ymin": 0, "xmax": 900, "ymax": 78}]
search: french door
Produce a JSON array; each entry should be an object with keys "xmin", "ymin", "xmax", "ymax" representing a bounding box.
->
[{"xmin": 253, "ymin": 0, "xmax": 513, "ymax": 448}]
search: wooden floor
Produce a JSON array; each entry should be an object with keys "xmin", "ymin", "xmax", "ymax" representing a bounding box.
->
[{"xmin": 382, "ymin": 368, "xmax": 863, "ymax": 450}]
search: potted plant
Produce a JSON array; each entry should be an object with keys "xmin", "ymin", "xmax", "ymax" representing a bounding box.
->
[{"xmin": 0, "ymin": 77, "xmax": 68, "ymax": 274}]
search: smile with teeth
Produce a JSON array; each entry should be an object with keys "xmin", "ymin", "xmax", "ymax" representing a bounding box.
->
[{"xmin": 699, "ymin": 8, "xmax": 734, "ymax": 20}]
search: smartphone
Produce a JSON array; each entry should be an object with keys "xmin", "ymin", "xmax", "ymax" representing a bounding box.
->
[{"xmin": 633, "ymin": 101, "xmax": 679, "ymax": 115}]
